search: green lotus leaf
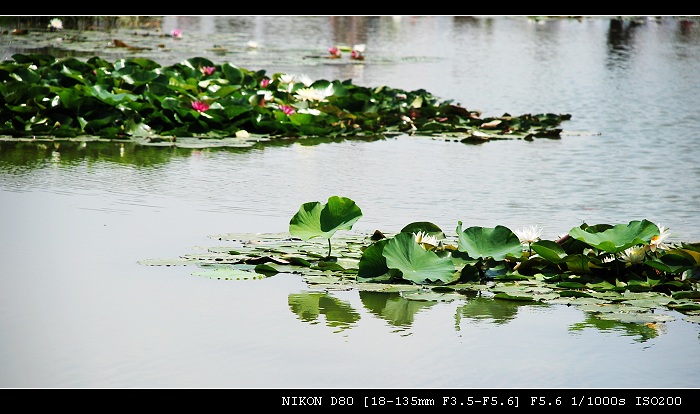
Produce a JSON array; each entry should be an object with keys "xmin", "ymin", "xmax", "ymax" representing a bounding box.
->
[
  {"xmin": 289, "ymin": 196, "xmax": 362, "ymax": 241},
  {"xmin": 289, "ymin": 196, "xmax": 363, "ymax": 258},
  {"xmin": 531, "ymin": 240, "xmax": 568, "ymax": 263},
  {"xmin": 456, "ymin": 221, "xmax": 522, "ymax": 261},
  {"xmin": 221, "ymin": 63, "xmax": 244, "ymax": 85},
  {"xmin": 569, "ymin": 219, "xmax": 658, "ymax": 254},
  {"xmin": 673, "ymin": 291, "xmax": 700, "ymax": 299},
  {"xmin": 493, "ymin": 292, "xmax": 536, "ymax": 301},
  {"xmin": 357, "ymin": 238, "xmax": 391, "ymax": 281},
  {"xmin": 644, "ymin": 253, "xmax": 695, "ymax": 275},
  {"xmin": 89, "ymin": 84, "xmax": 139, "ymax": 105},
  {"xmin": 382, "ymin": 232, "xmax": 457, "ymax": 284},
  {"xmin": 399, "ymin": 221, "xmax": 445, "ymax": 239}
]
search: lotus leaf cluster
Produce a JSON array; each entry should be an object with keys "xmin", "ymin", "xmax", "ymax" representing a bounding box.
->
[
  {"xmin": 140, "ymin": 196, "xmax": 700, "ymax": 323},
  {"xmin": 0, "ymin": 54, "xmax": 570, "ymax": 142}
]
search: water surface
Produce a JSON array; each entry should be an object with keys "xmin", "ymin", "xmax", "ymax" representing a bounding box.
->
[{"xmin": 1, "ymin": 16, "xmax": 699, "ymax": 388}]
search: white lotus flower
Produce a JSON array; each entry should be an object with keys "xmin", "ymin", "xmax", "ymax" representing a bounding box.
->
[
  {"xmin": 294, "ymin": 86, "xmax": 334, "ymax": 102},
  {"xmin": 279, "ymin": 74, "xmax": 296, "ymax": 84},
  {"xmin": 618, "ymin": 246, "xmax": 646, "ymax": 264},
  {"xmin": 602, "ymin": 255, "xmax": 616, "ymax": 264},
  {"xmin": 352, "ymin": 44, "xmax": 366, "ymax": 53},
  {"xmin": 514, "ymin": 225, "xmax": 543, "ymax": 245},
  {"xmin": 648, "ymin": 223, "xmax": 671, "ymax": 252},
  {"xmin": 295, "ymin": 74, "xmax": 313, "ymax": 87},
  {"xmin": 48, "ymin": 18, "xmax": 63, "ymax": 30},
  {"xmin": 257, "ymin": 90, "xmax": 273, "ymax": 100},
  {"xmin": 414, "ymin": 231, "xmax": 439, "ymax": 249}
]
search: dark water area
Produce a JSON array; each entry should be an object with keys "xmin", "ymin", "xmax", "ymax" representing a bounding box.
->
[{"xmin": 1, "ymin": 16, "xmax": 699, "ymax": 389}]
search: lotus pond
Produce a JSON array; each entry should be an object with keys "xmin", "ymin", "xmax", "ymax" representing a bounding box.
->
[{"xmin": 1, "ymin": 16, "xmax": 700, "ymax": 389}]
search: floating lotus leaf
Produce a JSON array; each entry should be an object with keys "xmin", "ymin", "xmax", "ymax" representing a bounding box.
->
[
  {"xmin": 401, "ymin": 290, "xmax": 465, "ymax": 302},
  {"xmin": 568, "ymin": 219, "xmax": 658, "ymax": 254},
  {"xmin": 493, "ymin": 292, "xmax": 537, "ymax": 301},
  {"xmin": 191, "ymin": 266, "xmax": 265, "ymax": 280},
  {"xmin": 645, "ymin": 253, "xmax": 695, "ymax": 274},
  {"xmin": 596, "ymin": 311, "xmax": 675, "ymax": 324},
  {"xmin": 137, "ymin": 258, "xmax": 195, "ymax": 266},
  {"xmin": 456, "ymin": 221, "xmax": 522, "ymax": 261}
]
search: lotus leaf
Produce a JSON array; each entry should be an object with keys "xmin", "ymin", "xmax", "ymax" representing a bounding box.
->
[
  {"xmin": 289, "ymin": 196, "xmax": 362, "ymax": 257},
  {"xmin": 456, "ymin": 221, "xmax": 522, "ymax": 261},
  {"xmin": 381, "ymin": 232, "xmax": 457, "ymax": 284},
  {"xmin": 399, "ymin": 221, "xmax": 446, "ymax": 239},
  {"xmin": 568, "ymin": 219, "xmax": 658, "ymax": 254}
]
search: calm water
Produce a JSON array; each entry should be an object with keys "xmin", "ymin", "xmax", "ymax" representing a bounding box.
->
[{"xmin": 1, "ymin": 16, "xmax": 700, "ymax": 389}]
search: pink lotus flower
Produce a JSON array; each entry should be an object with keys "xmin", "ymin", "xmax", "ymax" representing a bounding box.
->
[
  {"xmin": 350, "ymin": 50, "xmax": 364, "ymax": 60},
  {"xmin": 328, "ymin": 47, "xmax": 341, "ymax": 58},
  {"xmin": 200, "ymin": 66, "xmax": 215, "ymax": 75},
  {"xmin": 261, "ymin": 78, "xmax": 271, "ymax": 88},
  {"xmin": 171, "ymin": 29, "xmax": 182, "ymax": 38},
  {"xmin": 279, "ymin": 105, "xmax": 296, "ymax": 115},
  {"xmin": 191, "ymin": 101, "xmax": 209, "ymax": 112}
]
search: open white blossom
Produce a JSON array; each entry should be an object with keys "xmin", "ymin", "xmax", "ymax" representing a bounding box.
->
[
  {"xmin": 48, "ymin": 18, "xmax": 63, "ymax": 30},
  {"xmin": 514, "ymin": 225, "xmax": 543, "ymax": 245},
  {"xmin": 353, "ymin": 44, "xmax": 366, "ymax": 53},
  {"xmin": 618, "ymin": 246, "xmax": 646, "ymax": 264},
  {"xmin": 648, "ymin": 223, "xmax": 671, "ymax": 252},
  {"xmin": 257, "ymin": 90, "xmax": 273, "ymax": 100},
  {"xmin": 602, "ymin": 255, "xmax": 616, "ymax": 264},
  {"xmin": 279, "ymin": 74, "xmax": 296, "ymax": 84},
  {"xmin": 295, "ymin": 74, "xmax": 313, "ymax": 87},
  {"xmin": 294, "ymin": 85, "xmax": 334, "ymax": 102},
  {"xmin": 414, "ymin": 231, "xmax": 439, "ymax": 249}
]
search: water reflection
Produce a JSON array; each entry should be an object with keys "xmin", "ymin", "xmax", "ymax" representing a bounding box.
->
[
  {"xmin": 286, "ymin": 289, "xmax": 665, "ymax": 342},
  {"xmin": 0, "ymin": 140, "xmax": 199, "ymax": 168},
  {"xmin": 288, "ymin": 291, "xmax": 360, "ymax": 333},
  {"xmin": 359, "ymin": 291, "xmax": 436, "ymax": 328},
  {"xmin": 606, "ymin": 18, "xmax": 642, "ymax": 67},
  {"xmin": 570, "ymin": 312, "xmax": 666, "ymax": 342}
]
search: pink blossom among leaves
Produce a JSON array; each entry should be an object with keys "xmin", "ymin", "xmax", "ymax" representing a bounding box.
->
[
  {"xmin": 191, "ymin": 101, "xmax": 209, "ymax": 112},
  {"xmin": 279, "ymin": 105, "xmax": 296, "ymax": 115}
]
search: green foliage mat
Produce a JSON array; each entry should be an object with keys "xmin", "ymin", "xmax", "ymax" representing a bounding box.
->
[
  {"xmin": 139, "ymin": 229, "xmax": 700, "ymax": 326},
  {"xmin": 0, "ymin": 54, "xmax": 572, "ymax": 144}
]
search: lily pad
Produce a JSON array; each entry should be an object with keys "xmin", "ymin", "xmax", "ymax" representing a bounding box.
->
[{"xmin": 382, "ymin": 232, "xmax": 458, "ymax": 284}]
